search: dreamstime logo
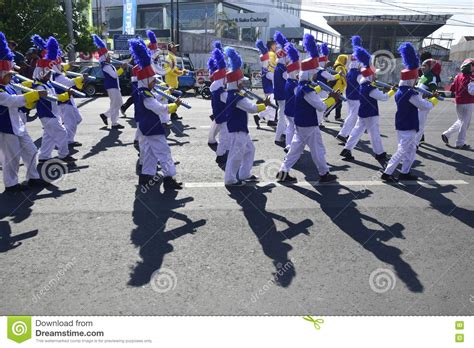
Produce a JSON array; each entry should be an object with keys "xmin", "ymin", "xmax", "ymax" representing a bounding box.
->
[
  {"xmin": 372, "ymin": 50, "xmax": 396, "ymax": 76},
  {"xmin": 369, "ymin": 268, "xmax": 396, "ymax": 293},
  {"xmin": 259, "ymin": 159, "xmax": 282, "ymax": 182},
  {"xmin": 7, "ymin": 316, "xmax": 32, "ymax": 343},
  {"xmin": 40, "ymin": 159, "xmax": 69, "ymax": 183},
  {"xmin": 150, "ymin": 268, "xmax": 177, "ymax": 293},
  {"xmin": 11, "ymin": 321, "xmax": 28, "ymax": 336}
]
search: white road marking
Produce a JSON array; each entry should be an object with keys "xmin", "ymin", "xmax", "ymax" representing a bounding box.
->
[{"xmin": 199, "ymin": 125, "xmax": 343, "ymax": 130}]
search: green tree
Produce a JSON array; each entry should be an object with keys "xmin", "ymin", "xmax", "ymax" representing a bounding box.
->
[{"xmin": 0, "ymin": 0, "xmax": 96, "ymax": 56}]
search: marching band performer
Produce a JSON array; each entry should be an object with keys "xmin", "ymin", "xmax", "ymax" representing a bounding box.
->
[
  {"xmin": 337, "ymin": 36, "xmax": 363, "ymax": 144},
  {"xmin": 283, "ymin": 42, "xmax": 300, "ymax": 153},
  {"xmin": 254, "ymin": 39, "xmax": 276, "ymax": 128},
  {"xmin": 224, "ymin": 46, "xmax": 270, "ymax": 187},
  {"xmin": 276, "ymin": 34, "xmax": 339, "ymax": 183},
  {"xmin": 273, "ymin": 31, "xmax": 289, "ymax": 145},
  {"xmin": 415, "ymin": 58, "xmax": 442, "ymax": 146},
  {"xmin": 0, "ymin": 32, "xmax": 48, "ymax": 192},
  {"xmin": 163, "ymin": 42, "xmax": 186, "ymax": 120},
  {"xmin": 316, "ymin": 43, "xmax": 341, "ymax": 125},
  {"xmin": 442, "ymin": 58, "xmax": 473, "ymax": 149},
  {"xmin": 340, "ymin": 45, "xmax": 393, "ymax": 167},
  {"xmin": 382, "ymin": 42, "xmax": 438, "ymax": 182},
  {"xmin": 92, "ymin": 34, "xmax": 126, "ymax": 129},
  {"xmin": 32, "ymin": 37, "xmax": 75, "ymax": 163},
  {"xmin": 47, "ymin": 36, "xmax": 84, "ymax": 147},
  {"xmin": 129, "ymin": 38, "xmax": 183, "ymax": 190},
  {"xmin": 207, "ymin": 44, "xmax": 230, "ymax": 164}
]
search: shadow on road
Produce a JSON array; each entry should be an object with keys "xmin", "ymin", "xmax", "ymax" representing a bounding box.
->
[{"xmin": 82, "ymin": 128, "xmax": 133, "ymax": 160}]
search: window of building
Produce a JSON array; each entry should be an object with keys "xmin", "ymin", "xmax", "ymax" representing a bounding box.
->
[
  {"xmin": 168, "ymin": 2, "xmax": 216, "ymax": 31},
  {"xmin": 106, "ymin": 7, "xmax": 122, "ymax": 31},
  {"xmin": 137, "ymin": 6, "xmax": 164, "ymax": 30}
]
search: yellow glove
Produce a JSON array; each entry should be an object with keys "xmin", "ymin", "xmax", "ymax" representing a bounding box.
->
[
  {"xmin": 21, "ymin": 80, "xmax": 33, "ymax": 88},
  {"xmin": 63, "ymin": 63, "xmax": 71, "ymax": 72},
  {"xmin": 312, "ymin": 85, "xmax": 322, "ymax": 93},
  {"xmin": 73, "ymin": 76, "xmax": 84, "ymax": 90},
  {"xmin": 323, "ymin": 97, "xmax": 336, "ymax": 108},
  {"xmin": 387, "ymin": 89, "xmax": 396, "ymax": 97},
  {"xmin": 333, "ymin": 74, "xmax": 341, "ymax": 80},
  {"xmin": 117, "ymin": 67, "xmax": 124, "ymax": 76},
  {"xmin": 23, "ymin": 91, "xmax": 40, "ymax": 109},
  {"xmin": 428, "ymin": 97, "xmax": 439, "ymax": 106},
  {"xmin": 168, "ymin": 103, "xmax": 178, "ymax": 113},
  {"xmin": 257, "ymin": 104, "xmax": 266, "ymax": 112},
  {"xmin": 57, "ymin": 91, "xmax": 70, "ymax": 102}
]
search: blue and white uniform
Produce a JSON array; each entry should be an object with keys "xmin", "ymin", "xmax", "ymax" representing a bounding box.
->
[{"xmin": 100, "ymin": 61, "xmax": 124, "ymax": 126}]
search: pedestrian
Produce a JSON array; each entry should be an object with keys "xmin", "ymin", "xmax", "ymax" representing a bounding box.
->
[
  {"xmin": 254, "ymin": 39, "xmax": 276, "ymax": 128},
  {"xmin": 92, "ymin": 34, "xmax": 126, "ymax": 129},
  {"xmin": 340, "ymin": 44, "xmax": 394, "ymax": 168},
  {"xmin": 129, "ymin": 38, "xmax": 183, "ymax": 190},
  {"xmin": 276, "ymin": 33, "xmax": 340, "ymax": 184},
  {"xmin": 325, "ymin": 54, "xmax": 347, "ymax": 122},
  {"xmin": 224, "ymin": 46, "xmax": 270, "ymax": 187},
  {"xmin": 382, "ymin": 42, "xmax": 438, "ymax": 183},
  {"xmin": 0, "ymin": 32, "xmax": 48, "ymax": 192},
  {"xmin": 163, "ymin": 42, "xmax": 186, "ymax": 120},
  {"xmin": 337, "ymin": 36, "xmax": 363, "ymax": 144},
  {"xmin": 442, "ymin": 58, "xmax": 473, "ymax": 149},
  {"xmin": 273, "ymin": 31, "xmax": 289, "ymax": 146}
]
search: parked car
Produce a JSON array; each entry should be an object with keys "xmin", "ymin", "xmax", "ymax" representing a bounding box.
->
[
  {"xmin": 176, "ymin": 56, "xmax": 196, "ymax": 92},
  {"xmin": 80, "ymin": 64, "xmax": 132, "ymax": 97}
]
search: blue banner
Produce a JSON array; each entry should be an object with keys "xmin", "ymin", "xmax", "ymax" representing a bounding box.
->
[{"xmin": 122, "ymin": 0, "xmax": 136, "ymax": 34}]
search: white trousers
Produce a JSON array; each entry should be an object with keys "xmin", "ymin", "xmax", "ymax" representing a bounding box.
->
[
  {"xmin": 339, "ymin": 99, "xmax": 360, "ymax": 138},
  {"xmin": 258, "ymin": 93, "xmax": 275, "ymax": 121},
  {"xmin": 224, "ymin": 132, "xmax": 255, "ymax": 184},
  {"xmin": 60, "ymin": 102, "xmax": 82, "ymax": 143},
  {"xmin": 443, "ymin": 103, "xmax": 473, "ymax": 147},
  {"xmin": 275, "ymin": 100, "xmax": 287, "ymax": 141},
  {"xmin": 285, "ymin": 116, "xmax": 295, "ymax": 149},
  {"xmin": 414, "ymin": 108, "xmax": 429, "ymax": 145},
  {"xmin": 104, "ymin": 88, "xmax": 123, "ymax": 126},
  {"xmin": 345, "ymin": 116, "xmax": 385, "ymax": 155},
  {"xmin": 0, "ymin": 132, "xmax": 40, "ymax": 187},
  {"xmin": 39, "ymin": 117, "xmax": 69, "ymax": 160},
  {"xmin": 141, "ymin": 134, "xmax": 176, "ymax": 177},
  {"xmin": 280, "ymin": 126, "xmax": 329, "ymax": 176},
  {"xmin": 208, "ymin": 120, "xmax": 219, "ymax": 144},
  {"xmin": 216, "ymin": 122, "xmax": 230, "ymax": 157},
  {"xmin": 384, "ymin": 130, "xmax": 417, "ymax": 175}
]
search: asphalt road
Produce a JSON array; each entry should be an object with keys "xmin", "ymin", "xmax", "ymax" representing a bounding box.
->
[{"xmin": 0, "ymin": 92, "xmax": 473, "ymax": 316}]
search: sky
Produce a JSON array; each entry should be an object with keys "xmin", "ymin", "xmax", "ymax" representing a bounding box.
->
[{"xmin": 299, "ymin": 0, "xmax": 473, "ymax": 45}]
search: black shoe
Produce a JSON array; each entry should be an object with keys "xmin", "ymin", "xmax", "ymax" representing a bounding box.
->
[
  {"xmin": 381, "ymin": 173, "xmax": 398, "ymax": 183},
  {"xmin": 111, "ymin": 124, "xmax": 124, "ymax": 129},
  {"xmin": 276, "ymin": 171, "xmax": 297, "ymax": 183},
  {"xmin": 375, "ymin": 152, "xmax": 389, "ymax": 167},
  {"xmin": 336, "ymin": 134, "xmax": 348, "ymax": 144},
  {"xmin": 59, "ymin": 156, "xmax": 77, "ymax": 163},
  {"xmin": 27, "ymin": 178, "xmax": 50, "ymax": 187},
  {"xmin": 253, "ymin": 115, "xmax": 260, "ymax": 128},
  {"xmin": 274, "ymin": 140, "xmax": 285, "ymax": 147},
  {"xmin": 441, "ymin": 133, "xmax": 449, "ymax": 145},
  {"xmin": 243, "ymin": 175, "xmax": 259, "ymax": 183},
  {"xmin": 398, "ymin": 173, "xmax": 418, "ymax": 181},
  {"xmin": 170, "ymin": 113, "xmax": 182, "ymax": 120},
  {"xmin": 267, "ymin": 120, "xmax": 277, "ymax": 127},
  {"xmin": 4, "ymin": 183, "xmax": 29, "ymax": 193},
  {"xmin": 319, "ymin": 173, "xmax": 337, "ymax": 183},
  {"xmin": 215, "ymin": 154, "xmax": 227, "ymax": 164},
  {"xmin": 319, "ymin": 124, "xmax": 325, "ymax": 130},
  {"xmin": 455, "ymin": 144, "xmax": 470, "ymax": 150},
  {"xmin": 340, "ymin": 149, "xmax": 354, "ymax": 160},
  {"xmin": 163, "ymin": 176, "xmax": 183, "ymax": 190},
  {"xmin": 225, "ymin": 180, "xmax": 245, "ymax": 187},
  {"xmin": 99, "ymin": 113, "xmax": 108, "ymax": 125},
  {"xmin": 420, "ymin": 134, "xmax": 425, "ymax": 144},
  {"xmin": 208, "ymin": 142, "xmax": 218, "ymax": 150},
  {"xmin": 69, "ymin": 141, "xmax": 82, "ymax": 147}
]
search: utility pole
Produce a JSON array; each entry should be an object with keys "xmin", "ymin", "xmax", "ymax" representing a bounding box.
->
[
  {"xmin": 64, "ymin": 0, "xmax": 76, "ymax": 62},
  {"xmin": 176, "ymin": 0, "xmax": 180, "ymax": 48},
  {"xmin": 170, "ymin": 0, "xmax": 174, "ymax": 43}
]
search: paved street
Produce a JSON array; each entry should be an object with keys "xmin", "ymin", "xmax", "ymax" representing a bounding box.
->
[{"xmin": 0, "ymin": 93, "xmax": 473, "ymax": 316}]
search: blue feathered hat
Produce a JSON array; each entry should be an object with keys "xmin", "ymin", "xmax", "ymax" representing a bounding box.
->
[
  {"xmin": 301, "ymin": 34, "xmax": 319, "ymax": 71},
  {"xmin": 209, "ymin": 47, "xmax": 227, "ymax": 80},
  {"xmin": 207, "ymin": 57, "xmax": 217, "ymax": 75},
  {"xmin": 398, "ymin": 42, "xmax": 420, "ymax": 80},
  {"xmin": 274, "ymin": 31, "xmax": 288, "ymax": 58},
  {"xmin": 92, "ymin": 34, "xmax": 108, "ymax": 57},
  {"xmin": 354, "ymin": 45, "xmax": 375, "ymax": 77},
  {"xmin": 256, "ymin": 39, "xmax": 269, "ymax": 62},
  {"xmin": 32, "ymin": 34, "xmax": 47, "ymax": 57},
  {"xmin": 146, "ymin": 30, "xmax": 158, "ymax": 51},
  {"xmin": 46, "ymin": 36, "xmax": 61, "ymax": 61},
  {"xmin": 285, "ymin": 43, "xmax": 300, "ymax": 72},
  {"xmin": 129, "ymin": 38, "xmax": 155, "ymax": 81},
  {"xmin": 224, "ymin": 46, "xmax": 243, "ymax": 83},
  {"xmin": 351, "ymin": 36, "xmax": 362, "ymax": 49},
  {"xmin": 212, "ymin": 40, "xmax": 223, "ymax": 52},
  {"xmin": 0, "ymin": 32, "xmax": 14, "ymax": 72}
]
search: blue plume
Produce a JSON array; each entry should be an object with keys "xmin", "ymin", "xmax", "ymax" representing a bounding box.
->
[
  {"xmin": 354, "ymin": 46, "xmax": 371, "ymax": 68},
  {"xmin": 129, "ymin": 38, "xmax": 151, "ymax": 69},
  {"xmin": 146, "ymin": 30, "xmax": 157, "ymax": 44},
  {"xmin": 212, "ymin": 48, "xmax": 226, "ymax": 70},
  {"xmin": 92, "ymin": 34, "xmax": 106, "ymax": 49},
  {"xmin": 302, "ymin": 34, "xmax": 318, "ymax": 58},
  {"xmin": 46, "ymin": 36, "xmax": 60, "ymax": 60},
  {"xmin": 255, "ymin": 39, "xmax": 268, "ymax": 55},
  {"xmin": 398, "ymin": 42, "xmax": 419, "ymax": 70},
  {"xmin": 31, "ymin": 34, "xmax": 47, "ymax": 51},
  {"xmin": 274, "ymin": 31, "xmax": 287, "ymax": 47},
  {"xmin": 320, "ymin": 43, "xmax": 329, "ymax": 56},
  {"xmin": 213, "ymin": 40, "xmax": 223, "ymax": 52},
  {"xmin": 0, "ymin": 32, "xmax": 13, "ymax": 62},
  {"xmin": 224, "ymin": 46, "xmax": 242, "ymax": 72},
  {"xmin": 285, "ymin": 43, "xmax": 299, "ymax": 64},
  {"xmin": 351, "ymin": 35, "xmax": 362, "ymax": 48},
  {"xmin": 207, "ymin": 57, "xmax": 217, "ymax": 74}
]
